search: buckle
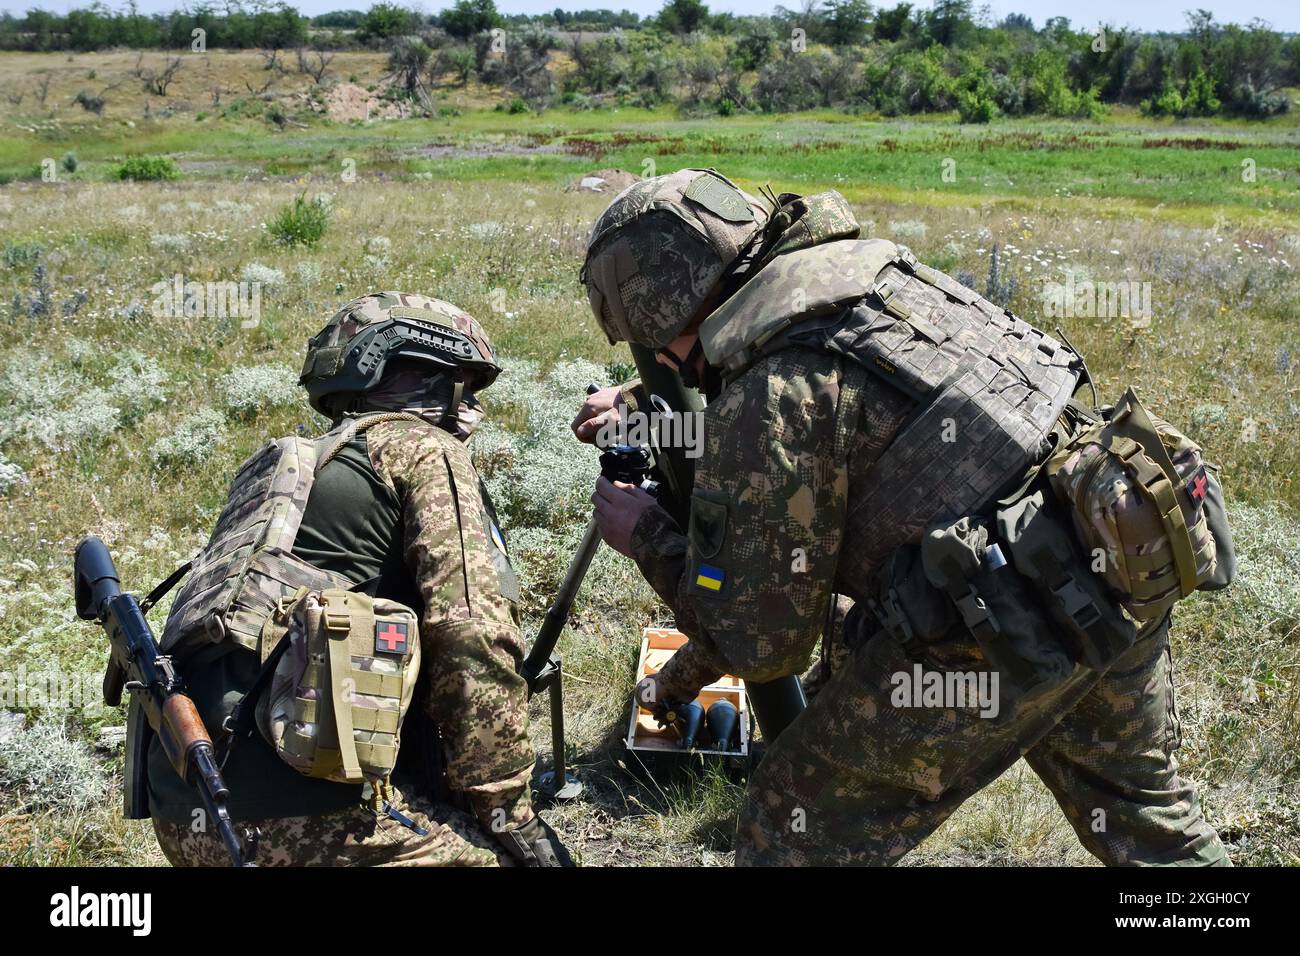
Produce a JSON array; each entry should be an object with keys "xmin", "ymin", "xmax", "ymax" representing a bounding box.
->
[
  {"xmin": 955, "ymin": 590, "xmax": 992, "ymax": 631},
  {"xmin": 881, "ymin": 587, "xmax": 916, "ymax": 643},
  {"xmin": 1052, "ymin": 580, "xmax": 1101, "ymax": 630},
  {"xmin": 324, "ymin": 610, "xmax": 351, "ymax": 632}
]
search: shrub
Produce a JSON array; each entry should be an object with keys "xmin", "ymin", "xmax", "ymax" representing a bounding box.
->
[
  {"xmin": 148, "ymin": 232, "xmax": 191, "ymax": 253},
  {"xmin": 73, "ymin": 89, "xmax": 104, "ymax": 114},
  {"xmin": 106, "ymin": 350, "xmax": 167, "ymax": 424},
  {"xmin": 474, "ymin": 357, "xmax": 608, "ymax": 530},
  {"xmin": 115, "ymin": 155, "xmax": 180, "ymax": 182},
  {"xmin": 0, "ymin": 452, "xmax": 27, "ymax": 495},
  {"xmin": 239, "ymin": 261, "xmax": 287, "ymax": 293},
  {"xmin": 60, "ymin": 152, "xmax": 78, "ymax": 173},
  {"xmin": 0, "ymin": 714, "xmax": 110, "ymax": 813},
  {"xmin": 267, "ymin": 192, "xmax": 331, "ymax": 248},
  {"xmin": 957, "ymin": 88, "xmax": 997, "ymax": 123},
  {"xmin": 150, "ymin": 409, "xmax": 225, "ymax": 469},
  {"xmin": 219, "ymin": 364, "xmax": 300, "ymax": 417}
]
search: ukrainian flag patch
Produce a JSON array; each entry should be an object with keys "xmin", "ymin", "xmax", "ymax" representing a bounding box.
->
[{"xmin": 695, "ymin": 564, "xmax": 725, "ymax": 592}]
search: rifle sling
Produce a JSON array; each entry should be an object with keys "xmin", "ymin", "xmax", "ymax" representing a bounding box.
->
[{"xmin": 139, "ymin": 560, "xmax": 193, "ymax": 616}]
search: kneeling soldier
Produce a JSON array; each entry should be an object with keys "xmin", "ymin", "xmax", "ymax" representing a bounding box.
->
[{"xmin": 148, "ymin": 292, "xmax": 569, "ymax": 867}]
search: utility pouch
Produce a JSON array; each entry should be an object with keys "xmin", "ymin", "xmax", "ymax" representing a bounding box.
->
[
  {"xmin": 254, "ymin": 587, "xmax": 421, "ymax": 785},
  {"xmin": 863, "ymin": 544, "xmax": 956, "ymax": 656},
  {"xmin": 996, "ymin": 490, "xmax": 1138, "ymax": 673},
  {"xmin": 920, "ymin": 515, "xmax": 1074, "ymax": 706},
  {"xmin": 1047, "ymin": 387, "xmax": 1229, "ymax": 622}
]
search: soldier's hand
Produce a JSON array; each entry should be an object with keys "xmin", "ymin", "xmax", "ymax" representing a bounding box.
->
[
  {"xmin": 592, "ymin": 476, "xmax": 657, "ymax": 557},
  {"xmin": 572, "ymin": 385, "xmax": 626, "ymax": 446}
]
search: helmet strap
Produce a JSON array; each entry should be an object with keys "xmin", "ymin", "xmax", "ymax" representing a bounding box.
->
[
  {"xmin": 659, "ymin": 338, "xmax": 709, "ymax": 390},
  {"xmin": 443, "ymin": 375, "xmax": 464, "ymax": 427}
]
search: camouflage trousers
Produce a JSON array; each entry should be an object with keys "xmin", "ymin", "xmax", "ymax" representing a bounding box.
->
[
  {"xmin": 154, "ymin": 789, "xmax": 508, "ymax": 867},
  {"xmin": 739, "ymin": 615, "xmax": 1227, "ymax": 867}
]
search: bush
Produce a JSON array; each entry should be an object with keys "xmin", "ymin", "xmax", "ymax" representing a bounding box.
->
[
  {"xmin": 219, "ymin": 364, "xmax": 301, "ymax": 417},
  {"xmin": 60, "ymin": 152, "xmax": 77, "ymax": 173},
  {"xmin": 0, "ymin": 452, "xmax": 27, "ymax": 495},
  {"xmin": 267, "ymin": 192, "xmax": 331, "ymax": 248},
  {"xmin": 115, "ymin": 155, "xmax": 180, "ymax": 182},
  {"xmin": 106, "ymin": 350, "xmax": 167, "ymax": 424},
  {"xmin": 150, "ymin": 409, "xmax": 225, "ymax": 469},
  {"xmin": 957, "ymin": 88, "xmax": 997, "ymax": 123},
  {"xmin": 73, "ymin": 89, "xmax": 104, "ymax": 114},
  {"xmin": 0, "ymin": 715, "xmax": 110, "ymax": 813}
]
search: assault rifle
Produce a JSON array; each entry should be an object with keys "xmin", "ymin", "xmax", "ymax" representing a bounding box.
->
[{"xmin": 74, "ymin": 536, "xmax": 257, "ymax": 867}]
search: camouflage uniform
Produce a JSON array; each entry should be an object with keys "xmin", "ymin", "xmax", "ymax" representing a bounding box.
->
[
  {"xmin": 584, "ymin": 171, "xmax": 1228, "ymax": 867},
  {"xmin": 155, "ymin": 788, "xmax": 504, "ymax": 867},
  {"xmin": 152, "ymin": 293, "xmax": 555, "ymax": 867}
]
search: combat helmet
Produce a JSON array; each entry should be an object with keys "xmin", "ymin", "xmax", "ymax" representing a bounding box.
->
[
  {"xmin": 300, "ymin": 291, "xmax": 500, "ymax": 416},
  {"xmin": 581, "ymin": 168, "xmax": 769, "ymax": 349}
]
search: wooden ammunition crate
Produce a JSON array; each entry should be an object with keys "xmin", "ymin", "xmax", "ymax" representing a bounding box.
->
[{"xmin": 625, "ymin": 627, "xmax": 750, "ymax": 759}]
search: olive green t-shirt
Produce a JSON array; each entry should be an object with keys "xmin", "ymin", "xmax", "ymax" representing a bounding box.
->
[{"xmin": 147, "ymin": 436, "xmax": 421, "ymax": 824}]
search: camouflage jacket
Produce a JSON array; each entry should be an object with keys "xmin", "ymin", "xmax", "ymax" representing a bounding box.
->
[
  {"xmin": 629, "ymin": 347, "xmax": 913, "ymax": 698},
  {"xmin": 363, "ymin": 419, "xmax": 533, "ymax": 811}
]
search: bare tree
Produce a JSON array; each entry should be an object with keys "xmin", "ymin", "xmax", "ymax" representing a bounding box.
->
[
  {"xmin": 244, "ymin": 75, "xmax": 275, "ymax": 95},
  {"xmin": 35, "ymin": 73, "xmax": 52, "ymax": 106},
  {"xmin": 139, "ymin": 57, "xmax": 184, "ymax": 97},
  {"xmin": 259, "ymin": 48, "xmax": 285, "ymax": 73},
  {"xmin": 5, "ymin": 89, "xmax": 24, "ymax": 106},
  {"xmin": 296, "ymin": 48, "xmax": 335, "ymax": 85}
]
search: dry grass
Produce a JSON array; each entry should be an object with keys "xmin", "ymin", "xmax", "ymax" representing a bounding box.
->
[{"xmin": 0, "ymin": 105, "xmax": 1296, "ymax": 866}]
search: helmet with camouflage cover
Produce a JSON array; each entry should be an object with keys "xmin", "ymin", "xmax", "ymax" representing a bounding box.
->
[
  {"xmin": 300, "ymin": 291, "xmax": 500, "ymax": 416},
  {"xmin": 581, "ymin": 168, "xmax": 769, "ymax": 350}
]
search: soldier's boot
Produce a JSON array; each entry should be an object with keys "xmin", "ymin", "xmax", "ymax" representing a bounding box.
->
[{"xmin": 494, "ymin": 815, "xmax": 575, "ymax": 867}]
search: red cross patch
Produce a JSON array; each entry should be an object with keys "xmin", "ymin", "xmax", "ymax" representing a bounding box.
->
[
  {"xmin": 1185, "ymin": 465, "xmax": 1209, "ymax": 509},
  {"xmin": 374, "ymin": 621, "xmax": 409, "ymax": 655}
]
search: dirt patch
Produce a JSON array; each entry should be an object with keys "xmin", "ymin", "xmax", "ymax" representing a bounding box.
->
[
  {"xmin": 410, "ymin": 141, "xmax": 566, "ymax": 159},
  {"xmin": 1141, "ymin": 137, "xmax": 1246, "ymax": 150},
  {"xmin": 321, "ymin": 82, "xmax": 412, "ymax": 122},
  {"xmin": 565, "ymin": 168, "xmax": 641, "ymax": 193}
]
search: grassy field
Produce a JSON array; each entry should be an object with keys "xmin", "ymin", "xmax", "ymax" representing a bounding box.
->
[{"xmin": 0, "ymin": 50, "xmax": 1297, "ymax": 867}]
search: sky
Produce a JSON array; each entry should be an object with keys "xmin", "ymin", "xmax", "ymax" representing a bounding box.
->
[{"xmin": 3, "ymin": 0, "xmax": 1296, "ymax": 34}]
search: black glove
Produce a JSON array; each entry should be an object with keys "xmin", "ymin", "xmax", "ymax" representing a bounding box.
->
[{"xmin": 496, "ymin": 815, "xmax": 574, "ymax": 867}]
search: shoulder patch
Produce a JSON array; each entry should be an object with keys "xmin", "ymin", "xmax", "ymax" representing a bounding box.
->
[
  {"xmin": 694, "ymin": 563, "xmax": 726, "ymax": 592},
  {"xmin": 689, "ymin": 490, "xmax": 729, "ymax": 559}
]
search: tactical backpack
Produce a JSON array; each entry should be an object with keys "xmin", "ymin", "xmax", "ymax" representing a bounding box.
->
[{"xmin": 156, "ymin": 412, "xmax": 429, "ymax": 787}]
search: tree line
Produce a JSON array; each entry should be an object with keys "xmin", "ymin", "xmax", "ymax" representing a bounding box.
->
[{"xmin": 1, "ymin": 1, "xmax": 1295, "ymax": 119}]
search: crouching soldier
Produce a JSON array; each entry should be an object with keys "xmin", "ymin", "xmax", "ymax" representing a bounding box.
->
[{"xmin": 147, "ymin": 292, "xmax": 569, "ymax": 867}]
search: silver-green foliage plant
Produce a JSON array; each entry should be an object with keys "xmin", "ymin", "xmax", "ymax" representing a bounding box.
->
[
  {"xmin": 150, "ymin": 408, "xmax": 225, "ymax": 469},
  {"xmin": 475, "ymin": 357, "xmax": 607, "ymax": 531},
  {"xmin": 219, "ymin": 363, "xmax": 301, "ymax": 417}
]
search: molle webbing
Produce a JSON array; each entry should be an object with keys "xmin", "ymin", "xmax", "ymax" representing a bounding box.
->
[
  {"xmin": 160, "ymin": 412, "xmax": 428, "ymax": 658},
  {"xmin": 822, "ymin": 249, "xmax": 1080, "ymax": 579},
  {"xmin": 712, "ymin": 241, "xmax": 1083, "ymax": 585}
]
